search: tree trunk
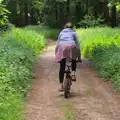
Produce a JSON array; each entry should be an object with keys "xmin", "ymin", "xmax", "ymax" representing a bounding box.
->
[
  {"xmin": 55, "ymin": 2, "xmax": 58, "ymax": 20},
  {"xmin": 104, "ymin": 1, "xmax": 109, "ymax": 24},
  {"xmin": 25, "ymin": 1, "xmax": 29, "ymax": 25},
  {"xmin": 94, "ymin": 6, "xmax": 97, "ymax": 17},
  {"xmin": 66, "ymin": 0, "xmax": 71, "ymax": 22},
  {"xmin": 98, "ymin": 1, "xmax": 109, "ymax": 24},
  {"xmin": 75, "ymin": 2, "xmax": 82, "ymax": 22},
  {"xmin": 111, "ymin": 5, "xmax": 117, "ymax": 27}
]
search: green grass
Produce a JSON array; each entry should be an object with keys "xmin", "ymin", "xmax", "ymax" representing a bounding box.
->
[
  {"xmin": 77, "ymin": 27, "xmax": 120, "ymax": 91},
  {"xmin": 25, "ymin": 25, "xmax": 60, "ymax": 40},
  {"xmin": 60, "ymin": 103, "xmax": 76, "ymax": 120}
]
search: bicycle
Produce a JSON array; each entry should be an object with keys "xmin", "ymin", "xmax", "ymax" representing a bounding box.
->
[
  {"xmin": 62, "ymin": 58, "xmax": 81, "ymax": 99},
  {"xmin": 63, "ymin": 58, "xmax": 73, "ymax": 99}
]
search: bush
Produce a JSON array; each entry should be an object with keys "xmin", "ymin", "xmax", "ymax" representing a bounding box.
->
[
  {"xmin": 3, "ymin": 27, "xmax": 46, "ymax": 55},
  {"xmin": 78, "ymin": 14, "xmax": 105, "ymax": 28},
  {"xmin": 77, "ymin": 27, "xmax": 120, "ymax": 91},
  {"xmin": 0, "ymin": 26, "xmax": 47, "ymax": 119},
  {"xmin": 0, "ymin": 23, "xmax": 15, "ymax": 31},
  {"xmin": 0, "ymin": 3, "xmax": 10, "ymax": 30},
  {"xmin": 0, "ymin": 38, "xmax": 35, "ymax": 120},
  {"xmin": 0, "ymin": 25, "xmax": 59, "ymax": 119}
]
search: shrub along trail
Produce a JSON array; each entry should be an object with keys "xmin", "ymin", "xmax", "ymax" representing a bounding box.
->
[{"xmin": 25, "ymin": 41, "xmax": 120, "ymax": 120}]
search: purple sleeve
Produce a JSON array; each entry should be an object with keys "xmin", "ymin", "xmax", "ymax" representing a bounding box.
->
[
  {"xmin": 74, "ymin": 32, "xmax": 80, "ymax": 49},
  {"xmin": 74, "ymin": 32, "xmax": 81, "ymax": 59}
]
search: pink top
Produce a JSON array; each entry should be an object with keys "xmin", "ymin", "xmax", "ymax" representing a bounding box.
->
[{"xmin": 55, "ymin": 44, "xmax": 80, "ymax": 62}]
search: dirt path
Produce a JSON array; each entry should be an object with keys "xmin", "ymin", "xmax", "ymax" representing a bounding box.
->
[{"xmin": 25, "ymin": 41, "xmax": 120, "ymax": 120}]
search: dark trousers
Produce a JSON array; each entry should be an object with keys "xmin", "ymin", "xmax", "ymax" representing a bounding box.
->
[{"xmin": 59, "ymin": 58, "xmax": 76, "ymax": 83}]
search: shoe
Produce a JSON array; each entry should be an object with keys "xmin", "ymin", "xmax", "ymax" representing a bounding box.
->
[
  {"xmin": 58, "ymin": 84, "xmax": 64, "ymax": 92},
  {"xmin": 72, "ymin": 75, "xmax": 76, "ymax": 81},
  {"xmin": 58, "ymin": 87, "xmax": 64, "ymax": 92}
]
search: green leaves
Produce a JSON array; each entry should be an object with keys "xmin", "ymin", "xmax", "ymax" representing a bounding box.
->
[
  {"xmin": 0, "ymin": 38, "xmax": 34, "ymax": 120},
  {"xmin": 3, "ymin": 27, "xmax": 46, "ymax": 55},
  {"xmin": 0, "ymin": 26, "xmax": 46, "ymax": 119},
  {"xmin": 78, "ymin": 27, "xmax": 120, "ymax": 91},
  {"xmin": 79, "ymin": 14, "xmax": 105, "ymax": 28},
  {"xmin": 0, "ymin": 3, "xmax": 10, "ymax": 25},
  {"xmin": 56, "ymin": 0, "xmax": 67, "ymax": 2}
]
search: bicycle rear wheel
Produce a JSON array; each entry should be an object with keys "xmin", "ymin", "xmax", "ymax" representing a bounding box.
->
[{"xmin": 64, "ymin": 77, "xmax": 70, "ymax": 98}]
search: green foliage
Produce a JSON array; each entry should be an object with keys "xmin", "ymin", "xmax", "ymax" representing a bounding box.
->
[
  {"xmin": 91, "ymin": 46, "xmax": 120, "ymax": 92},
  {"xmin": 0, "ymin": 26, "xmax": 46, "ymax": 119},
  {"xmin": 60, "ymin": 103, "xmax": 76, "ymax": 120},
  {"xmin": 78, "ymin": 27, "xmax": 120, "ymax": 91},
  {"xmin": 1, "ymin": 0, "xmax": 112, "ymax": 28},
  {"xmin": 3, "ymin": 27, "xmax": 46, "ymax": 55},
  {"xmin": 25, "ymin": 25, "xmax": 60, "ymax": 40},
  {"xmin": 79, "ymin": 14, "xmax": 105, "ymax": 28},
  {"xmin": 0, "ymin": 38, "xmax": 35, "ymax": 120},
  {"xmin": 0, "ymin": 3, "xmax": 10, "ymax": 29},
  {"xmin": 42, "ymin": 0, "xmax": 110, "ymax": 28},
  {"xmin": 116, "ymin": 2, "xmax": 120, "ymax": 24}
]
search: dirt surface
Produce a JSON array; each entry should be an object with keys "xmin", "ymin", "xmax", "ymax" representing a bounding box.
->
[{"xmin": 25, "ymin": 41, "xmax": 120, "ymax": 120}]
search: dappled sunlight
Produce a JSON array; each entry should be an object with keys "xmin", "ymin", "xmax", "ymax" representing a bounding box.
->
[{"xmin": 40, "ymin": 44, "xmax": 56, "ymax": 60}]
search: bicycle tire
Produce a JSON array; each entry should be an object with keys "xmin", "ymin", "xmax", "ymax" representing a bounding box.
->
[{"xmin": 64, "ymin": 77, "xmax": 70, "ymax": 99}]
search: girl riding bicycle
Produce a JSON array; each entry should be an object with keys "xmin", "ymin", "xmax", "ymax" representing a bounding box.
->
[{"xmin": 55, "ymin": 22, "xmax": 81, "ymax": 91}]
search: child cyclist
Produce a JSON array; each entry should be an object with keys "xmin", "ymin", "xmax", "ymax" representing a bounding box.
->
[{"xmin": 55, "ymin": 22, "xmax": 81, "ymax": 91}]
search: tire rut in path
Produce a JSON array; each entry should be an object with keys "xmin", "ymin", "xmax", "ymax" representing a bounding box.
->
[{"xmin": 25, "ymin": 41, "xmax": 120, "ymax": 120}]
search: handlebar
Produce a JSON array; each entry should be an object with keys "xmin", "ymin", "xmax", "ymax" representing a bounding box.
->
[{"xmin": 76, "ymin": 60, "xmax": 82, "ymax": 63}]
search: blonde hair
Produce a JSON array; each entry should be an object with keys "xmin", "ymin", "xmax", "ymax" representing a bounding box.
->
[{"xmin": 64, "ymin": 22, "xmax": 73, "ymax": 29}]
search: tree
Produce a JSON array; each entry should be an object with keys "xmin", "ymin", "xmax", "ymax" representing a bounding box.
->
[
  {"xmin": 1, "ymin": 0, "xmax": 118, "ymax": 27},
  {"xmin": 108, "ymin": 0, "xmax": 118, "ymax": 27},
  {"xmin": 2, "ymin": 0, "xmax": 43, "ymax": 26}
]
